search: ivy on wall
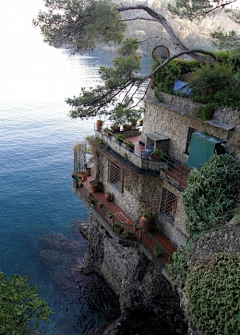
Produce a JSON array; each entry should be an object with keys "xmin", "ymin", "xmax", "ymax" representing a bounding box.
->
[{"xmin": 187, "ymin": 253, "xmax": 240, "ymax": 335}]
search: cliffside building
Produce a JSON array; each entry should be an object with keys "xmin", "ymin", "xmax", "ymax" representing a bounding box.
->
[{"xmin": 73, "ymin": 88, "xmax": 239, "ymax": 264}]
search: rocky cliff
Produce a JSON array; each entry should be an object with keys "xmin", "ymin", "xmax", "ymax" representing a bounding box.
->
[{"xmin": 83, "ymin": 212, "xmax": 187, "ymax": 335}]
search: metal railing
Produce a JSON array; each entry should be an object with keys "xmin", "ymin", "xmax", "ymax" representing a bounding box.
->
[
  {"xmin": 74, "ymin": 178, "xmax": 173, "ymax": 267},
  {"xmin": 93, "ymin": 124, "xmax": 190, "ymax": 190}
]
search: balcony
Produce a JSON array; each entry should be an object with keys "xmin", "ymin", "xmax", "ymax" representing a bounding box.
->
[
  {"xmin": 94, "ymin": 125, "xmax": 190, "ymax": 190},
  {"xmin": 73, "ymin": 174, "xmax": 177, "ymax": 267}
]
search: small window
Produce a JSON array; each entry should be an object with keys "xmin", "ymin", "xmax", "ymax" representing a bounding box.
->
[
  {"xmin": 160, "ymin": 188, "xmax": 178, "ymax": 223},
  {"xmin": 108, "ymin": 161, "xmax": 123, "ymax": 192},
  {"xmin": 185, "ymin": 127, "xmax": 196, "ymax": 155}
]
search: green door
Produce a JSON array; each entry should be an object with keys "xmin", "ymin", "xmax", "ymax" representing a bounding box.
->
[{"xmin": 188, "ymin": 132, "xmax": 223, "ymax": 168}]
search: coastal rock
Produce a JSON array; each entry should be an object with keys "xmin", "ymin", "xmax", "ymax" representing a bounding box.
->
[
  {"xmin": 85, "ymin": 214, "xmax": 187, "ymax": 334},
  {"xmin": 179, "ymin": 223, "xmax": 240, "ymax": 334}
]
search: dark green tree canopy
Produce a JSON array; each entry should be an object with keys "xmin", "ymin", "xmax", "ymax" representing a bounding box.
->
[
  {"xmin": 34, "ymin": 0, "xmax": 240, "ymax": 119},
  {"xmin": 0, "ymin": 271, "xmax": 53, "ymax": 334}
]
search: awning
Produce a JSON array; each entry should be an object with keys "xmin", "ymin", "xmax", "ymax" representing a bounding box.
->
[{"xmin": 145, "ymin": 132, "xmax": 170, "ymax": 141}]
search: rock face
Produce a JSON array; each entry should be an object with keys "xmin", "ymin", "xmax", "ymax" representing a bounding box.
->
[
  {"xmin": 84, "ymin": 213, "xmax": 187, "ymax": 335},
  {"xmin": 188, "ymin": 222, "xmax": 240, "ymax": 268},
  {"xmin": 179, "ymin": 223, "xmax": 240, "ymax": 335}
]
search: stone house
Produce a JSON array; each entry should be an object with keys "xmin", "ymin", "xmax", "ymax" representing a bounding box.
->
[
  {"xmin": 80, "ymin": 87, "xmax": 238, "ymax": 249},
  {"xmin": 72, "ymin": 88, "xmax": 239, "ymax": 334}
]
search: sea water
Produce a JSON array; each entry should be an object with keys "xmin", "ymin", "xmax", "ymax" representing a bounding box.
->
[{"xmin": 0, "ymin": 1, "xmax": 150, "ymax": 333}]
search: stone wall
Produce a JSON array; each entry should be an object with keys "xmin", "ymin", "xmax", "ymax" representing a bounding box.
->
[
  {"xmin": 85, "ymin": 211, "xmax": 187, "ymax": 334},
  {"xmin": 142, "ymin": 89, "xmax": 237, "ymax": 165},
  {"xmin": 89, "ymin": 144, "xmax": 187, "ymax": 247},
  {"xmin": 156, "ymin": 181, "xmax": 187, "ymax": 247},
  {"xmin": 101, "ymin": 152, "xmax": 163, "ymax": 220}
]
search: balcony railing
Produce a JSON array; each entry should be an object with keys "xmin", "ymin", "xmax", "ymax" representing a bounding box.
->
[
  {"xmin": 74, "ymin": 178, "xmax": 173, "ymax": 267},
  {"xmin": 94, "ymin": 126, "xmax": 191, "ymax": 190}
]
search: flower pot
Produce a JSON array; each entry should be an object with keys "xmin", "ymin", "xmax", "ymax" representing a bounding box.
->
[
  {"xmin": 105, "ymin": 193, "xmax": 111, "ymax": 202},
  {"xmin": 150, "ymin": 155, "xmax": 161, "ymax": 161},
  {"xmin": 96, "ymin": 120, "xmax": 103, "ymax": 130},
  {"xmin": 139, "ymin": 216, "xmax": 155, "ymax": 232},
  {"xmin": 81, "ymin": 174, "xmax": 87, "ymax": 181},
  {"xmin": 90, "ymin": 180, "xmax": 100, "ymax": 193},
  {"xmin": 123, "ymin": 125, "xmax": 132, "ymax": 131}
]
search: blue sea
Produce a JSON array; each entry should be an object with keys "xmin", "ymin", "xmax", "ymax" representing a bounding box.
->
[
  {"xmin": 0, "ymin": 1, "xmax": 151, "ymax": 333},
  {"xmin": 0, "ymin": 1, "xmax": 118, "ymax": 334}
]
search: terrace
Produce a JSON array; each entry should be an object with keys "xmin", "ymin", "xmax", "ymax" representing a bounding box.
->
[
  {"xmin": 73, "ymin": 175, "xmax": 177, "ymax": 268},
  {"xmin": 94, "ymin": 124, "xmax": 190, "ymax": 191}
]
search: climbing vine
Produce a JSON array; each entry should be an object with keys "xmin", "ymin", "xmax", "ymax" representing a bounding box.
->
[{"xmin": 187, "ymin": 253, "xmax": 240, "ymax": 335}]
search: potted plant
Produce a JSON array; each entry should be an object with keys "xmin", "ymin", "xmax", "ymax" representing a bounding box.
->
[
  {"xmin": 108, "ymin": 99, "xmax": 142, "ymax": 129},
  {"xmin": 111, "ymin": 123, "xmax": 120, "ymax": 133},
  {"xmin": 122, "ymin": 123, "xmax": 132, "ymax": 131},
  {"xmin": 105, "ymin": 192, "xmax": 112, "ymax": 202},
  {"xmin": 150, "ymin": 149, "xmax": 165, "ymax": 161},
  {"xmin": 139, "ymin": 212, "xmax": 155, "ymax": 232},
  {"xmin": 104, "ymin": 128, "xmax": 112, "ymax": 136},
  {"xmin": 154, "ymin": 245, "xmax": 163, "ymax": 258},
  {"xmin": 124, "ymin": 140, "xmax": 135, "ymax": 152},
  {"xmin": 122, "ymin": 229, "xmax": 137, "ymax": 240},
  {"xmin": 107, "ymin": 211, "xmax": 114, "ymax": 220},
  {"xmin": 79, "ymin": 170, "xmax": 87, "ymax": 181},
  {"xmin": 130, "ymin": 118, "xmax": 137, "ymax": 126},
  {"xmin": 113, "ymin": 221, "xmax": 123, "ymax": 234},
  {"xmin": 98, "ymin": 201, "xmax": 103, "ymax": 208},
  {"xmin": 95, "ymin": 119, "xmax": 104, "ymax": 130},
  {"xmin": 115, "ymin": 134, "xmax": 125, "ymax": 144}
]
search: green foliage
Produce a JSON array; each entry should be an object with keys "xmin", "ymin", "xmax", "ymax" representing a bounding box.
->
[
  {"xmin": 33, "ymin": 0, "xmax": 126, "ymax": 50},
  {"xmin": 187, "ymin": 253, "xmax": 240, "ymax": 334},
  {"xmin": 211, "ymin": 28, "xmax": 240, "ymax": 50},
  {"xmin": 0, "ymin": 271, "xmax": 53, "ymax": 335},
  {"xmin": 122, "ymin": 229, "xmax": 137, "ymax": 239},
  {"xmin": 150, "ymin": 149, "xmax": 165, "ymax": 157},
  {"xmin": 154, "ymin": 245, "xmax": 163, "ymax": 257},
  {"xmin": 166, "ymin": 239, "xmax": 194, "ymax": 284},
  {"xmin": 182, "ymin": 154, "xmax": 239, "ymax": 237},
  {"xmin": 67, "ymin": 38, "xmax": 142, "ymax": 118},
  {"xmin": 153, "ymin": 60, "xmax": 181, "ymax": 94},
  {"xmin": 109, "ymin": 97, "xmax": 143, "ymax": 126},
  {"xmin": 115, "ymin": 134, "xmax": 125, "ymax": 143},
  {"xmin": 190, "ymin": 61, "xmax": 240, "ymax": 108},
  {"xmin": 191, "ymin": 102, "xmax": 216, "ymax": 120},
  {"xmin": 168, "ymin": 0, "xmax": 238, "ymax": 21}
]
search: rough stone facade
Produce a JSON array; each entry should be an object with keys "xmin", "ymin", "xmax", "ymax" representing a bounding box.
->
[
  {"xmin": 95, "ymin": 144, "xmax": 186, "ymax": 247},
  {"xmin": 158, "ymin": 181, "xmax": 187, "ymax": 247},
  {"xmin": 84, "ymin": 211, "xmax": 187, "ymax": 334},
  {"xmin": 142, "ymin": 89, "xmax": 237, "ymax": 166}
]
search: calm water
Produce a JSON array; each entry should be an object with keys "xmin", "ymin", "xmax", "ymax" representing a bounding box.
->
[{"xmin": 0, "ymin": 1, "xmax": 150, "ymax": 334}]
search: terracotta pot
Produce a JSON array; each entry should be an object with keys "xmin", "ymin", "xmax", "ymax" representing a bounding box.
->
[
  {"xmin": 81, "ymin": 174, "xmax": 87, "ymax": 181},
  {"xmin": 105, "ymin": 193, "xmax": 111, "ymax": 202},
  {"xmin": 96, "ymin": 120, "xmax": 103, "ymax": 130},
  {"xmin": 139, "ymin": 216, "xmax": 155, "ymax": 232},
  {"xmin": 150, "ymin": 155, "xmax": 161, "ymax": 161},
  {"xmin": 111, "ymin": 126, "xmax": 120, "ymax": 133},
  {"xmin": 123, "ymin": 125, "xmax": 132, "ymax": 131},
  {"xmin": 90, "ymin": 180, "xmax": 100, "ymax": 193}
]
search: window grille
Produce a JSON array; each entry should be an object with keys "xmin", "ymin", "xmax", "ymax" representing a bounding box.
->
[
  {"xmin": 185, "ymin": 127, "xmax": 196, "ymax": 155},
  {"xmin": 108, "ymin": 161, "xmax": 122, "ymax": 192},
  {"xmin": 160, "ymin": 188, "xmax": 178, "ymax": 223}
]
